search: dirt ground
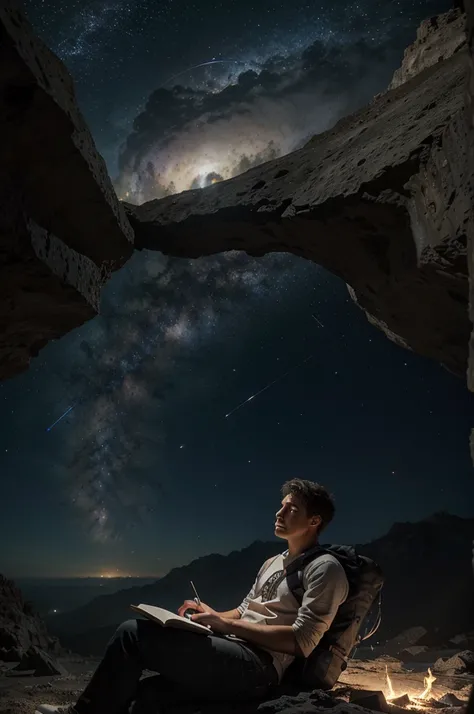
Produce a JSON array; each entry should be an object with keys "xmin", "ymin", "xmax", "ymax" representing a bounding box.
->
[{"xmin": 0, "ymin": 656, "xmax": 472, "ymax": 714}]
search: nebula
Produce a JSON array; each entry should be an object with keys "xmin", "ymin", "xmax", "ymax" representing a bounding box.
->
[{"xmin": 115, "ymin": 0, "xmax": 449, "ymax": 204}]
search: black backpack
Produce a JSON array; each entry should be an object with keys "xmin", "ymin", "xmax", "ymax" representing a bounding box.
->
[{"xmin": 282, "ymin": 544, "xmax": 384, "ymax": 691}]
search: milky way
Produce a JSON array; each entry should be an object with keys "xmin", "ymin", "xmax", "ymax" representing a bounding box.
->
[
  {"xmin": 20, "ymin": 0, "xmax": 453, "ymax": 545},
  {"xmin": 48, "ymin": 249, "xmax": 313, "ymax": 542}
]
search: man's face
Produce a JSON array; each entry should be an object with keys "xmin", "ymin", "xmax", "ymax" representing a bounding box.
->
[{"xmin": 274, "ymin": 493, "xmax": 321, "ymax": 540}]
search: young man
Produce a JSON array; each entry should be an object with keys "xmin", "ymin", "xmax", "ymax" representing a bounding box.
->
[{"xmin": 36, "ymin": 479, "xmax": 349, "ymax": 714}]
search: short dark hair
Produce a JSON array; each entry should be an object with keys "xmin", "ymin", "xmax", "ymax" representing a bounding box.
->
[{"xmin": 281, "ymin": 479, "xmax": 335, "ymax": 533}]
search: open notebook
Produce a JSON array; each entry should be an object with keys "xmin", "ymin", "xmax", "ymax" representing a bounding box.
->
[{"xmin": 130, "ymin": 604, "xmax": 212, "ymax": 634}]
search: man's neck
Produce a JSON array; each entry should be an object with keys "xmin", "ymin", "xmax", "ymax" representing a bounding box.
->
[{"xmin": 287, "ymin": 534, "xmax": 319, "ymax": 558}]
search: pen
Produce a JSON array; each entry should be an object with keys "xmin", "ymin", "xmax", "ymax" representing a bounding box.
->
[{"xmin": 190, "ymin": 580, "xmax": 201, "ymax": 606}]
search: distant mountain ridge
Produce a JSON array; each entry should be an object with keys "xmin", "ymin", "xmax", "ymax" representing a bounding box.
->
[
  {"xmin": 47, "ymin": 540, "xmax": 280, "ymax": 637},
  {"xmin": 16, "ymin": 577, "xmax": 159, "ymax": 616},
  {"xmin": 47, "ymin": 513, "xmax": 474, "ymax": 655}
]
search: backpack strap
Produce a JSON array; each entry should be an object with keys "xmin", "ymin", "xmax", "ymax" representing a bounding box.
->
[{"xmin": 285, "ymin": 544, "xmax": 329, "ymax": 607}]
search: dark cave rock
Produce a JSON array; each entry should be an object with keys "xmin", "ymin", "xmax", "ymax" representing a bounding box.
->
[{"xmin": 0, "ymin": 2, "xmax": 134, "ymax": 380}]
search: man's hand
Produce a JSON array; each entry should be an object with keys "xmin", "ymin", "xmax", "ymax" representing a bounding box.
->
[
  {"xmin": 191, "ymin": 612, "xmax": 232, "ymax": 634},
  {"xmin": 177, "ymin": 599, "xmax": 217, "ymax": 618}
]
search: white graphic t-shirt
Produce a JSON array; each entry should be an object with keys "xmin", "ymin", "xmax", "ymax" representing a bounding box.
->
[{"xmin": 237, "ymin": 550, "xmax": 349, "ymax": 681}]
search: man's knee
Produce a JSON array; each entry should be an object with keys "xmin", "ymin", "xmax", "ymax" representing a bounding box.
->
[{"xmin": 115, "ymin": 618, "xmax": 139, "ymax": 641}]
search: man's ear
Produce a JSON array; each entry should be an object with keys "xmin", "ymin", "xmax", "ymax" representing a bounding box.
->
[{"xmin": 311, "ymin": 515, "xmax": 322, "ymax": 529}]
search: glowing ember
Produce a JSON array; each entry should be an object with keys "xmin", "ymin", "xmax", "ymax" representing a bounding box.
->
[{"xmin": 385, "ymin": 665, "xmax": 441, "ymax": 709}]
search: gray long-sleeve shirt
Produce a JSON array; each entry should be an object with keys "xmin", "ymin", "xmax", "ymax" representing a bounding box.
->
[{"xmin": 237, "ymin": 550, "xmax": 349, "ymax": 681}]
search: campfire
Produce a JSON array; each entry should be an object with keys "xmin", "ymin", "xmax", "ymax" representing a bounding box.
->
[{"xmin": 385, "ymin": 665, "xmax": 440, "ymax": 709}]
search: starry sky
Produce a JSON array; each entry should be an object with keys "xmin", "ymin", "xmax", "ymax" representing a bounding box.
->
[{"xmin": 1, "ymin": 0, "xmax": 473, "ymax": 579}]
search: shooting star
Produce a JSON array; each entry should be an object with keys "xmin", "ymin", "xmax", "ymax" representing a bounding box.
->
[
  {"xmin": 225, "ymin": 355, "xmax": 314, "ymax": 419},
  {"xmin": 46, "ymin": 405, "xmax": 75, "ymax": 432},
  {"xmin": 163, "ymin": 59, "xmax": 245, "ymax": 86},
  {"xmin": 312, "ymin": 314, "xmax": 325, "ymax": 328}
]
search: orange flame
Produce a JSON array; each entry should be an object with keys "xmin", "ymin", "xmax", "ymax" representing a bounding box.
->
[
  {"xmin": 385, "ymin": 666, "xmax": 439, "ymax": 708},
  {"xmin": 386, "ymin": 665, "xmax": 397, "ymax": 700},
  {"xmin": 418, "ymin": 668, "xmax": 436, "ymax": 701}
]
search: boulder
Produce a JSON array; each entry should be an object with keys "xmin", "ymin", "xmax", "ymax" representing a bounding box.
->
[
  {"xmin": 0, "ymin": 2, "xmax": 134, "ymax": 381},
  {"xmin": 438, "ymin": 693, "xmax": 468, "ymax": 707},
  {"xmin": 349, "ymin": 690, "xmax": 389, "ymax": 713},
  {"xmin": 9, "ymin": 645, "xmax": 67, "ymax": 676},
  {"xmin": 433, "ymin": 650, "xmax": 474, "ymax": 675},
  {"xmin": 125, "ymin": 18, "xmax": 471, "ymax": 376},
  {"xmin": 390, "ymin": 695, "xmax": 411, "ymax": 707}
]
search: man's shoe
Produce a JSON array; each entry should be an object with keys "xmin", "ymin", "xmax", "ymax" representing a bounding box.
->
[{"xmin": 35, "ymin": 705, "xmax": 77, "ymax": 714}]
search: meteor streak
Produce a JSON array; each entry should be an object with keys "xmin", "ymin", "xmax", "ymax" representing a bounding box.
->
[
  {"xmin": 46, "ymin": 405, "xmax": 75, "ymax": 432},
  {"xmin": 312, "ymin": 314, "xmax": 325, "ymax": 328},
  {"xmin": 225, "ymin": 355, "xmax": 314, "ymax": 418},
  {"xmin": 164, "ymin": 59, "xmax": 245, "ymax": 86}
]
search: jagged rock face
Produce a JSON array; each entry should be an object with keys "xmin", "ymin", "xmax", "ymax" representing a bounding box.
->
[
  {"xmin": 465, "ymin": 0, "xmax": 474, "ymax": 469},
  {"xmin": 0, "ymin": 3, "xmax": 134, "ymax": 381},
  {"xmin": 0, "ymin": 575, "xmax": 61, "ymax": 661},
  {"xmin": 125, "ymin": 23, "xmax": 471, "ymax": 376},
  {"xmin": 389, "ymin": 9, "xmax": 467, "ymax": 89}
]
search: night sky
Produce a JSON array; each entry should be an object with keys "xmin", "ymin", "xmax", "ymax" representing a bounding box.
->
[{"xmin": 1, "ymin": 0, "xmax": 473, "ymax": 579}]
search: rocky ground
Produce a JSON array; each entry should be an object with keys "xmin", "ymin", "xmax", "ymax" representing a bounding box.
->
[{"xmin": 0, "ymin": 652, "xmax": 472, "ymax": 714}]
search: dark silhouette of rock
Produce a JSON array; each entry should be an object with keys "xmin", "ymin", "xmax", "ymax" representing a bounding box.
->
[
  {"xmin": 382, "ymin": 627, "xmax": 427, "ymax": 656},
  {"xmin": 466, "ymin": 0, "xmax": 474, "ymax": 475},
  {"xmin": 439, "ymin": 693, "xmax": 468, "ymax": 707},
  {"xmin": 450, "ymin": 632, "xmax": 474, "ymax": 649},
  {"xmin": 9, "ymin": 644, "xmax": 68, "ymax": 676},
  {"xmin": 399, "ymin": 645, "xmax": 430, "ymax": 662},
  {"xmin": 433, "ymin": 650, "xmax": 474, "ymax": 675},
  {"xmin": 357, "ymin": 514, "xmax": 474, "ymax": 648},
  {"xmin": 125, "ymin": 13, "xmax": 471, "ymax": 376},
  {"xmin": 0, "ymin": 2, "xmax": 134, "ymax": 381},
  {"xmin": 0, "ymin": 574, "xmax": 61, "ymax": 662},
  {"xmin": 390, "ymin": 694, "xmax": 411, "ymax": 707},
  {"xmin": 349, "ymin": 690, "xmax": 389, "ymax": 713},
  {"xmin": 46, "ymin": 513, "xmax": 474, "ymax": 657}
]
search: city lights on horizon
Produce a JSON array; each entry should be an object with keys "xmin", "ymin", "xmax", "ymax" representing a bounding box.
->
[{"xmin": 14, "ymin": 571, "xmax": 163, "ymax": 580}]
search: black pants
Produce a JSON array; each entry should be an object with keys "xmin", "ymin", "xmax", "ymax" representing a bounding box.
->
[{"xmin": 74, "ymin": 619, "xmax": 279, "ymax": 714}]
